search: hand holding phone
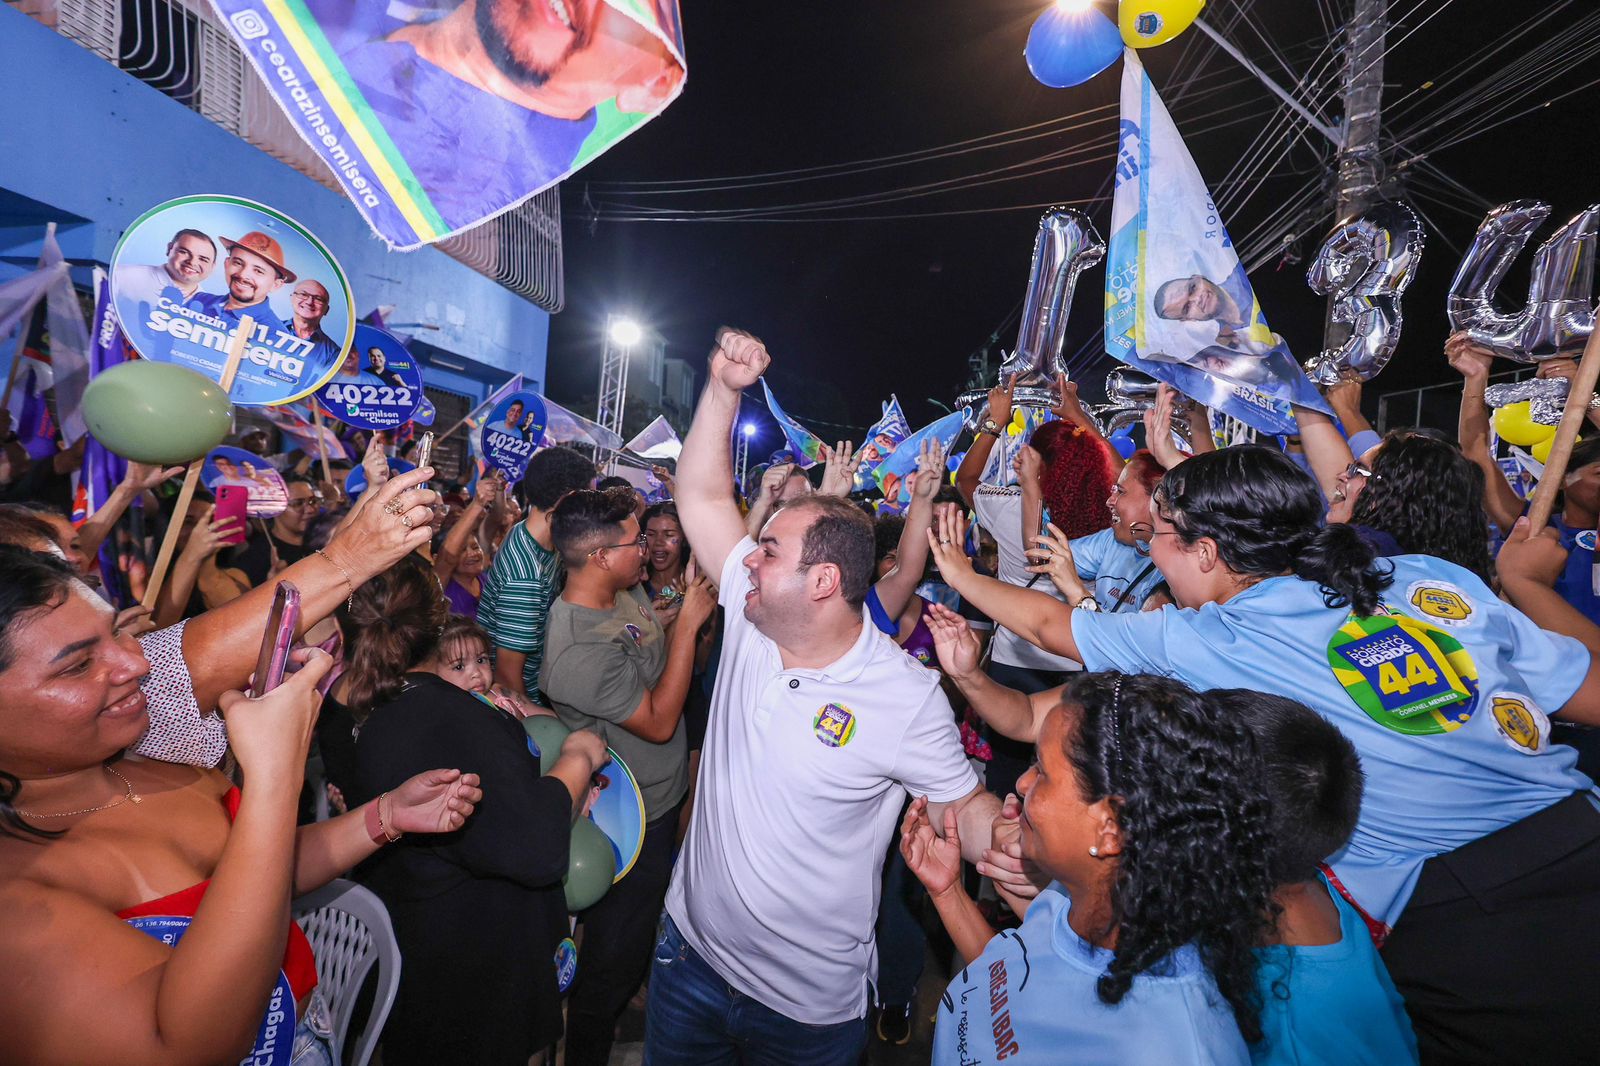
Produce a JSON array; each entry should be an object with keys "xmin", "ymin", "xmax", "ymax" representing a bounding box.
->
[
  {"xmin": 250, "ymin": 581, "xmax": 302, "ymax": 697},
  {"xmin": 215, "ymin": 486, "xmax": 249, "ymax": 546}
]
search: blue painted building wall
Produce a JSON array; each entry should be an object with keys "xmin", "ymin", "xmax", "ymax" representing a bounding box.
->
[{"xmin": 0, "ymin": 6, "xmax": 548, "ymax": 400}]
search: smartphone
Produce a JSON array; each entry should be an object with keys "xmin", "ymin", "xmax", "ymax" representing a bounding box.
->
[
  {"xmin": 250, "ymin": 581, "xmax": 301, "ymax": 697},
  {"xmin": 413, "ymin": 431, "xmax": 435, "ymax": 477},
  {"xmin": 215, "ymin": 485, "xmax": 249, "ymax": 546}
]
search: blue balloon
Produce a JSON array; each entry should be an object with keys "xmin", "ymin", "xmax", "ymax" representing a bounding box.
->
[
  {"xmin": 1025, "ymin": 5, "xmax": 1124, "ymax": 89},
  {"xmin": 946, "ymin": 450, "xmax": 966, "ymax": 472},
  {"xmin": 1109, "ymin": 431, "xmax": 1136, "ymax": 460}
]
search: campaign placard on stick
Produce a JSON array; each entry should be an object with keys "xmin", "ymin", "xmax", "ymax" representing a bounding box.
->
[
  {"xmin": 480, "ymin": 391, "xmax": 548, "ymax": 480},
  {"xmin": 201, "ymin": 446, "xmax": 289, "ymax": 517},
  {"xmin": 317, "ymin": 325, "xmax": 423, "ymax": 429},
  {"xmin": 111, "ymin": 196, "xmax": 354, "ymax": 406}
]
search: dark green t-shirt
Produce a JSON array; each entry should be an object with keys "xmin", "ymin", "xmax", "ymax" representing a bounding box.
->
[{"xmin": 540, "ymin": 585, "xmax": 687, "ymax": 820}]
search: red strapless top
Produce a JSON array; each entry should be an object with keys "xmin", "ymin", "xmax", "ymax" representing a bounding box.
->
[{"xmin": 116, "ymin": 787, "xmax": 319, "ymax": 999}]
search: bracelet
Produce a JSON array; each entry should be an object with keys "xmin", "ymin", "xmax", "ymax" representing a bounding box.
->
[
  {"xmin": 365, "ymin": 792, "xmax": 403, "ymax": 845},
  {"xmin": 315, "ymin": 549, "xmax": 357, "ymax": 611}
]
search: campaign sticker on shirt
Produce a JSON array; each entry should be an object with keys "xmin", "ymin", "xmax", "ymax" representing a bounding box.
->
[
  {"xmin": 623, "ymin": 623, "xmax": 643, "ymax": 645},
  {"xmin": 1489, "ymin": 691, "xmax": 1551, "ymax": 755},
  {"xmin": 1327, "ymin": 611, "xmax": 1480, "ymax": 736},
  {"xmin": 126, "ymin": 914, "xmax": 297, "ymax": 1065},
  {"xmin": 110, "ymin": 195, "xmax": 353, "ymax": 406},
  {"xmin": 316, "ymin": 325, "xmax": 423, "ymax": 430},
  {"xmin": 1405, "ymin": 581, "xmax": 1474, "ymax": 628},
  {"xmin": 813, "ymin": 703, "xmax": 858, "ymax": 748},
  {"xmin": 1576, "ymin": 529, "xmax": 1598, "ymax": 552},
  {"xmin": 201, "ymin": 445, "xmax": 288, "ymax": 517},
  {"xmin": 344, "ymin": 456, "xmax": 415, "ymax": 499},
  {"xmin": 554, "ymin": 937, "xmax": 578, "ymax": 994},
  {"xmin": 479, "ymin": 391, "xmax": 549, "ymax": 480}
]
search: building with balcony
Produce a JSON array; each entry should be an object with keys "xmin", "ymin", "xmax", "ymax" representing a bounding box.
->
[{"xmin": 1, "ymin": 0, "xmax": 564, "ymax": 480}]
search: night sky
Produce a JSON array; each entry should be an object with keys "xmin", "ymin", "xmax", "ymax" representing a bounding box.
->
[{"xmin": 546, "ymin": 0, "xmax": 1600, "ymax": 441}]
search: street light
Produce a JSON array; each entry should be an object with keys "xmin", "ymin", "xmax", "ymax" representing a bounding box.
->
[
  {"xmin": 598, "ymin": 314, "xmax": 645, "ymax": 475},
  {"xmin": 742, "ymin": 423, "xmax": 756, "ymax": 437},
  {"xmin": 736, "ymin": 422, "xmax": 757, "ymax": 490}
]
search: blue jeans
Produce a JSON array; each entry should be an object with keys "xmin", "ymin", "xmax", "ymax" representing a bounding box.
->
[{"xmin": 644, "ymin": 915, "xmax": 868, "ymax": 1066}]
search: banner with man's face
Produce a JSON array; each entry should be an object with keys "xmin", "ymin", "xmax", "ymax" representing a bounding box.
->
[
  {"xmin": 110, "ymin": 196, "xmax": 354, "ymax": 406},
  {"xmin": 207, "ymin": 0, "xmax": 687, "ymax": 250},
  {"xmin": 1104, "ymin": 51, "xmax": 1330, "ymax": 435}
]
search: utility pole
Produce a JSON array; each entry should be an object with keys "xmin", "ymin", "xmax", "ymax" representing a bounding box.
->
[{"xmin": 1326, "ymin": 0, "xmax": 1389, "ymax": 347}]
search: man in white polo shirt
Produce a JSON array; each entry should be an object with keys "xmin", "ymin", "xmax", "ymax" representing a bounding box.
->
[{"xmin": 646, "ymin": 327, "xmax": 1009, "ymax": 1065}]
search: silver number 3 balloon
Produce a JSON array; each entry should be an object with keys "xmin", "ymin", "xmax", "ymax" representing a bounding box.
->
[
  {"xmin": 1304, "ymin": 202, "xmax": 1424, "ymax": 385},
  {"xmin": 1447, "ymin": 199, "xmax": 1600, "ymax": 363}
]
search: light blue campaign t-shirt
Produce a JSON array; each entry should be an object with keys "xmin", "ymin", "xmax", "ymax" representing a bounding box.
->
[
  {"xmin": 1252, "ymin": 874, "xmax": 1418, "ymax": 1066},
  {"xmin": 1070, "ymin": 527, "xmax": 1164, "ymax": 613},
  {"xmin": 1071, "ymin": 554, "xmax": 1594, "ymax": 928},
  {"xmin": 932, "ymin": 884, "xmax": 1250, "ymax": 1065}
]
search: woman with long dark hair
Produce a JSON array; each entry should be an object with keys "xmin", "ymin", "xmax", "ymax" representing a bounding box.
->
[
  {"xmin": 928, "ymin": 445, "xmax": 1600, "ymax": 1063},
  {"xmin": 340, "ymin": 556, "xmax": 609, "ymax": 1066},
  {"xmin": 903, "ymin": 671, "xmax": 1275, "ymax": 1061},
  {"xmin": 0, "ymin": 546, "xmax": 479, "ymax": 1066},
  {"xmin": 1328, "ymin": 430, "xmax": 1496, "ymax": 582}
]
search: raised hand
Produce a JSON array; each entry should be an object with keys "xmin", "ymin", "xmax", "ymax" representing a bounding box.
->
[
  {"xmin": 818, "ymin": 439, "xmax": 861, "ymax": 497},
  {"xmin": 1444, "ymin": 331, "xmax": 1494, "ymax": 381},
  {"xmin": 1013, "ymin": 444, "xmax": 1042, "ymax": 487},
  {"xmin": 899, "ymin": 795, "xmax": 963, "ymax": 898},
  {"xmin": 927, "ymin": 602, "xmax": 981, "ymax": 679},
  {"xmin": 361, "ymin": 433, "xmax": 391, "ymax": 492},
  {"xmin": 912, "ymin": 438, "xmax": 945, "ymax": 502},
  {"xmin": 758, "ymin": 462, "xmax": 793, "ymax": 501},
  {"xmin": 386, "ymin": 769, "xmax": 484, "ymax": 835},
  {"xmin": 1024, "ymin": 521, "xmax": 1088, "ymax": 601},
  {"xmin": 180, "ymin": 504, "xmax": 243, "ymax": 562},
  {"xmin": 1142, "ymin": 384, "xmax": 1187, "ymax": 471},
  {"xmin": 324, "ymin": 465, "xmax": 439, "ymax": 584},
  {"xmin": 475, "ymin": 471, "xmax": 503, "ymax": 508},
  {"xmin": 1050, "ymin": 372, "xmax": 1089, "ymax": 426},
  {"xmin": 987, "ymin": 374, "xmax": 1017, "ymax": 427},
  {"xmin": 926, "ymin": 503, "xmax": 974, "ymax": 580},
  {"xmin": 710, "ymin": 327, "xmax": 771, "ymax": 392},
  {"xmin": 122, "ymin": 461, "xmax": 185, "ymax": 493},
  {"xmin": 1496, "ymin": 515, "xmax": 1570, "ymax": 588}
]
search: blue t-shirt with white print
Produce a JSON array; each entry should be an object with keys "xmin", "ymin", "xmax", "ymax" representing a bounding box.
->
[
  {"xmin": 1071, "ymin": 554, "xmax": 1593, "ymax": 928},
  {"xmin": 1070, "ymin": 527, "xmax": 1164, "ymax": 612}
]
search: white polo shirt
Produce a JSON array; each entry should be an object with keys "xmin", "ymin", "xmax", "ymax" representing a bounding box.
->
[{"xmin": 665, "ymin": 537, "xmax": 980, "ymax": 1025}]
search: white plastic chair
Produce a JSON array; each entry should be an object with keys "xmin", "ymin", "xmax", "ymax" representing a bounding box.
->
[{"xmin": 293, "ymin": 879, "xmax": 401, "ymax": 1066}]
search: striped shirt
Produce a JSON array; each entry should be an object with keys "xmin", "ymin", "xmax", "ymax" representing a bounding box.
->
[{"xmin": 478, "ymin": 520, "xmax": 563, "ymax": 701}]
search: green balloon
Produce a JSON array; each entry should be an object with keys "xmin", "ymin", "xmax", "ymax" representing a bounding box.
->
[
  {"xmin": 564, "ymin": 817, "xmax": 617, "ymax": 912},
  {"xmin": 81, "ymin": 361, "xmax": 232, "ymax": 465},
  {"xmin": 522, "ymin": 715, "xmax": 571, "ymax": 775}
]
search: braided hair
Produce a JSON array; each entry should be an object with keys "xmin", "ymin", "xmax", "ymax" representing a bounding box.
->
[{"xmin": 1063, "ymin": 671, "xmax": 1278, "ymax": 1044}]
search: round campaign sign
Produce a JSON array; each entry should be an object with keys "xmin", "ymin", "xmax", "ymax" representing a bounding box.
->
[
  {"xmin": 480, "ymin": 391, "xmax": 548, "ymax": 480},
  {"xmin": 110, "ymin": 195, "xmax": 354, "ymax": 407},
  {"xmin": 589, "ymin": 747, "xmax": 646, "ymax": 883},
  {"xmin": 345, "ymin": 456, "xmax": 415, "ymax": 499},
  {"xmin": 317, "ymin": 325, "xmax": 424, "ymax": 430},
  {"xmin": 201, "ymin": 446, "xmax": 288, "ymax": 517}
]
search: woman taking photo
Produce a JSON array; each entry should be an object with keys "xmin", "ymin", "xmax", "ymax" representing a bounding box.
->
[
  {"xmin": 0, "ymin": 547, "xmax": 480, "ymax": 1066},
  {"xmin": 902, "ymin": 671, "xmax": 1275, "ymax": 1062},
  {"xmin": 928, "ymin": 445, "xmax": 1600, "ymax": 1064},
  {"xmin": 342, "ymin": 556, "xmax": 609, "ymax": 1066}
]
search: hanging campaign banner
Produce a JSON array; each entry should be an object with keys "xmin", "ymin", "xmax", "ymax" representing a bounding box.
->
[
  {"xmin": 852, "ymin": 396, "xmax": 912, "ymax": 492},
  {"xmin": 480, "ymin": 391, "xmax": 549, "ymax": 479},
  {"xmin": 317, "ymin": 325, "xmax": 423, "ymax": 430},
  {"xmin": 1104, "ymin": 51, "xmax": 1329, "ymax": 436},
  {"xmin": 202, "ymin": 446, "xmax": 289, "ymax": 517},
  {"xmin": 759, "ymin": 379, "xmax": 824, "ymax": 469},
  {"xmin": 346, "ymin": 455, "xmax": 415, "ymax": 498},
  {"xmin": 111, "ymin": 196, "xmax": 353, "ymax": 406},
  {"xmin": 875, "ymin": 411, "xmax": 965, "ymax": 509},
  {"xmin": 207, "ymin": 0, "xmax": 688, "ymax": 251}
]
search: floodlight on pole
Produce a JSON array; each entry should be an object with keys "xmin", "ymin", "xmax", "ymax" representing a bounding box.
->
[
  {"xmin": 742, "ymin": 423, "xmax": 756, "ymax": 436},
  {"xmin": 609, "ymin": 318, "xmax": 643, "ymax": 347},
  {"xmin": 597, "ymin": 313, "xmax": 644, "ymax": 475}
]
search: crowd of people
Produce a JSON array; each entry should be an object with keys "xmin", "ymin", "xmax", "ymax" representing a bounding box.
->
[{"xmin": 0, "ymin": 318, "xmax": 1596, "ymax": 1066}]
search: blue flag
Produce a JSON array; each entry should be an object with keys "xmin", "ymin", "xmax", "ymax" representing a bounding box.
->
[{"xmin": 760, "ymin": 379, "xmax": 824, "ymax": 469}]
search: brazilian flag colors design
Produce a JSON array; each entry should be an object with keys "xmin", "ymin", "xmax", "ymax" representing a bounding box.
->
[{"xmin": 1328, "ymin": 609, "xmax": 1480, "ymax": 736}]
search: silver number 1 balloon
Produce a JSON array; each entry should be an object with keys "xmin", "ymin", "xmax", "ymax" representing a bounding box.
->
[
  {"xmin": 1447, "ymin": 199, "xmax": 1600, "ymax": 363},
  {"xmin": 1304, "ymin": 201, "xmax": 1424, "ymax": 385},
  {"xmin": 999, "ymin": 208, "xmax": 1107, "ymax": 407}
]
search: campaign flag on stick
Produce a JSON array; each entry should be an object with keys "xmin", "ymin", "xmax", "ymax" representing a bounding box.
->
[
  {"xmin": 874, "ymin": 411, "xmax": 965, "ymax": 510},
  {"xmin": 851, "ymin": 396, "xmax": 911, "ymax": 492},
  {"xmin": 541, "ymin": 394, "xmax": 624, "ymax": 451},
  {"xmin": 1105, "ymin": 50, "xmax": 1330, "ymax": 435},
  {"xmin": 625, "ymin": 415, "xmax": 682, "ymax": 461},
  {"xmin": 760, "ymin": 379, "xmax": 824, "ymax": 469},
  {"xmin": 207, "ymin": 0, "xmax": 687, "ymax": 251},
  {"xmin": 264, "ymin": 401, "xmax": 348, "ymax": 459}
]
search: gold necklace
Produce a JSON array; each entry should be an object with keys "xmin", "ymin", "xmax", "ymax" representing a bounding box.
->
[{"xmin": 14, "ymin": 765, "xmax": 142, "ymax": 820}]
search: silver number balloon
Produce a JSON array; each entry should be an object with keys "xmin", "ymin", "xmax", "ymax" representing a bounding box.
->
[
  {"xmin": 1104, "ymin": 367, "xmax": 1160, "ymax": 406},
  {"xmin": 1447, "ymin": 200, "xmax": 1600, "ymax": 362},
  {"xmin": 1304, "ymin": 202, "xmax": 1424, "ymax": 385}
]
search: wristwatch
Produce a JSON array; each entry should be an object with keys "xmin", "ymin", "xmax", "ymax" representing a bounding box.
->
[
  {"xmin": 1074, "ymin": 595, "xmax": 1102, "ymax": 613},
  {"xmin": 978, "ymin": 417, "xmax": 1002, "ymax": 437}
]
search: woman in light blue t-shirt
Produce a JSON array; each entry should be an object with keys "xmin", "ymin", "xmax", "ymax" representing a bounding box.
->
[{"xmin": 902, "ymin": 671, "xmax": 1276, "ymax": 1064}]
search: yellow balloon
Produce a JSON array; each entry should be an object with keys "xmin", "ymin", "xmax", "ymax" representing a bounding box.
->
[
  {"xmin": 1492, "ymin": 402, "xmax": 1556, "ymax": 448},
  {"xmin": 1531, "ymin": 435, "xmax": 1554, "ymax": 464},
  {"xmin": 1120, "ymin": 0, "xmax": 1206, "ymax": 47}
]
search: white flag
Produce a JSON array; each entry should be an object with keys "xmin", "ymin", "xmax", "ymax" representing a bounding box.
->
[{"xmin": 625, "ymin": 415, "xmax": 683, "ymax": 461}]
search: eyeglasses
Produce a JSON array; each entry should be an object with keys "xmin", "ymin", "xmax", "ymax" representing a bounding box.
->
[
  {"xmin": 589, "ymin": 534, "xmax": 648, "ymax": 557},
  {"xmin": 1342, "ymin": 461, "xmax": 1380, "ymax": 482},
  {"xmin": 286, "ymin": 496, "xmax": 324, "ymax": 511}
]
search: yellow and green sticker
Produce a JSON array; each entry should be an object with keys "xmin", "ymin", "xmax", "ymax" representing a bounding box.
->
[{"xmin": 1328, "ymin": 609, "xmax": 1479, "ymax": 736}]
